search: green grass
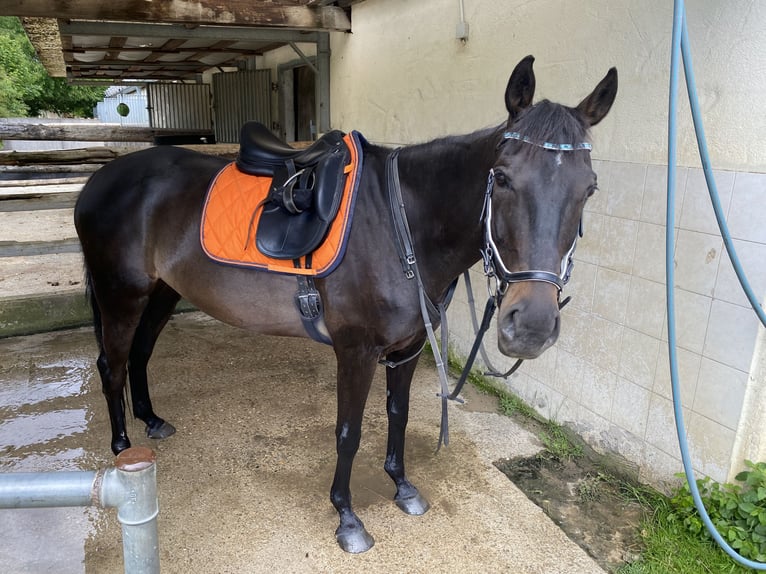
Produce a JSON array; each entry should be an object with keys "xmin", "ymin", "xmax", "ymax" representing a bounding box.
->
[{"xmin": 615, "ymin": 498, "xmax": 756, "ymax": 573}]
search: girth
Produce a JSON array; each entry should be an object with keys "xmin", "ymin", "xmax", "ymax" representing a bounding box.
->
[{"xmin": 236, "ymin": 122, "xmax": 351, "ymax": 260}]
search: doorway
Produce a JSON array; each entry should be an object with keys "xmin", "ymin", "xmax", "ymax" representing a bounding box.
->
[{"xmin": 278, "ymin": 61, "xmax": 317, "ymax": 143}]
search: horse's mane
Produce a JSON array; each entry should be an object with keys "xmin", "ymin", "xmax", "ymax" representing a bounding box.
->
[{"xmin": 511, "ymin": 100, "xmax": 589, "ymax": 145}]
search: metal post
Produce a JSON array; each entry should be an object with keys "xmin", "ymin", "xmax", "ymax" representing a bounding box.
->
[
  {"xmin": 317, "ymin": 32, "xmax": 331, "ymax": 134},
  {"xmin": 0, "ymin": 446, "xmax": 160, "ymax": 574}
]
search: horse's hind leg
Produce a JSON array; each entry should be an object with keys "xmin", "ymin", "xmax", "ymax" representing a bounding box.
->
[
  {"xmin": 91, "ymin": 283, "xmax": 151, "ymax": 454},
  {"xmin": 128, "ymin": 281, "xmax": 181, "ymax": 440},
  {"xmin": 383, "ymin": 346, "xmax": 430, "ymax": 515}
]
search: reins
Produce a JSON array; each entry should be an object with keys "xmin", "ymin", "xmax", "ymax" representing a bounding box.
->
[{"xmin": 384, "ymin": 131, "xmax": 590, "ymax": 450}]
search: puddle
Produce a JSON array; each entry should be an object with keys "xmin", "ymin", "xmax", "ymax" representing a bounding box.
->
[{"xmin": 0, "ymin": 329, "xmax": 108, "ymax": 574}]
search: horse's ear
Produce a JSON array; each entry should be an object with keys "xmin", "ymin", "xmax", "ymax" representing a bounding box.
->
[
  {"xmin": 505, "ymin": 55, "xmax": 536, "ymax": 119},
  {"xmin": 575, "ymin": 67, "xmax": 618, "ymax": 127}
]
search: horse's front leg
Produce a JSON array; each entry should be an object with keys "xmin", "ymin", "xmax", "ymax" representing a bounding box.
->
[
  {"xmin": 330, "ymin": 343, "xmax": 377, "ymax": 553},
  {"xmin": 383, "ymin": 345, "xmax": 430, "ymax": 515}
]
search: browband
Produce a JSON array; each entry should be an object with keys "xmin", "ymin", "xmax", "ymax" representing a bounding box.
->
[{"xmin": 503, "ymin": 131, "xmax": 592, "ymax": 151}]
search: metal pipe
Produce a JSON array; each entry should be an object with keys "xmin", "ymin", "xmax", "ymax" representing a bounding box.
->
[{"xmin": 0, "ymin": 446, "xmax": 160, "ymax": 574}]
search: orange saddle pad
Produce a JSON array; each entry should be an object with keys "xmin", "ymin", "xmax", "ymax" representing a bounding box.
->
[{"xmin": 200, "ymin": 131, "xmax": 363, "ymax": 277}]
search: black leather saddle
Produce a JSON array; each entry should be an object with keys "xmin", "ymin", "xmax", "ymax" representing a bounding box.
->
[{"xmin": 236, "ymin": 122, "xmax": 350, "ymax": 261}]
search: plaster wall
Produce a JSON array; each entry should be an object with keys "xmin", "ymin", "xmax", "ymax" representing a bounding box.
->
[{"xmin": 321, "ymin": 0, "xmax": 766, "ymax": 487}]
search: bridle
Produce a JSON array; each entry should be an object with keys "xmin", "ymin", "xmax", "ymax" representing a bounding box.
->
[
  {"xmin": 480, "ymin": 130, "xmax": 590, "ymax": 300},
  {"xmin": 480, "ymin": 167, "xmax": 580, "ymax": 299},
  {"xmin": 384, "ymin": 129, "xmax": 593, "ymax": 449}
]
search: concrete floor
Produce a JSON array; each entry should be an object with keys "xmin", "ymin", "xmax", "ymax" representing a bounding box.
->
[{"xmin": 0, "ymin": 312, "xmax": 606, "ymax": 573}]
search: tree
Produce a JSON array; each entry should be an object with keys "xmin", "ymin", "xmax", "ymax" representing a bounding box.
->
[{"xmin": 0, "ymin": 17, "xmax": 104, "ymax": 118}]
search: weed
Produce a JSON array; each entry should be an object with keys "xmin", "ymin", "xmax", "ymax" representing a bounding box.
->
[{"xmin": 538, "ymin": 420, "xmax": 584, "ymax": 462}]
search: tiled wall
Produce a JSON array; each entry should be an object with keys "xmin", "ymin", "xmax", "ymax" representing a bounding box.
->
[{"xmin": 449, "ymin": 160, "xmax": 766, "ymax": 488}]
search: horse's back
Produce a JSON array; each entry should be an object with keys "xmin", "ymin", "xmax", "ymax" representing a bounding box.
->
[{"xmin": 76, "ymin": 146, "xmax": 225, "ymax": 216}]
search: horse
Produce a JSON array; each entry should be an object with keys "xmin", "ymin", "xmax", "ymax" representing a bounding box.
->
[{"xmin": 74, "ymin": 55, "xmax": 617, "ymax": 553}]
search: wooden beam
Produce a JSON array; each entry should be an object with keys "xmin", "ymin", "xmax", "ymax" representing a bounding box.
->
[
  {"xmin": 1, "ymin": 1, "xmax": 352, "ymax": 32},
  {"xmin": 0, "ymin": 122, "xmax": 213, "ymax": 142},
  {"xmin": 59, "ymin": 21, "xmax": 320, "ymax": 43},
  {"xmin": 20, "ymin": 18, "xmax": 66, "ymax": 77}
]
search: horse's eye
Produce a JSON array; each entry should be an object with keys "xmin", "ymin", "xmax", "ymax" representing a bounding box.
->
[{"xmin": 493, "ymin": 169, "xmax": 511, "ymax": 188}]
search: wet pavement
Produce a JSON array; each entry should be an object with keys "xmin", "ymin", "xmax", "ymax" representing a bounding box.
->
[{"xmin": 0, "ymin": 312, "xmax": 605, "ymax": 573}]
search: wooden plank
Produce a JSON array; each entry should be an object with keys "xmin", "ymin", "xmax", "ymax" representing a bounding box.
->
[
  {"xmin": 0, "ymin": 122, "xmax": 213, "ymax": 142},
  {"xmin": 0, "ymin": 183, "xmax": 83, "ymax": 197},
  {"xmin": 0, "ymin": 192, "xmax": 79, "ymax": 212},
  {"xmin": 0, "ymin": 177, "xmax": 89, "ymax": 187},
  {"xmin": 0, "ymin": 164, "xmax": 100, "ymax": 174},
  {"xmin": 1, "ymin": 1, "xmax": 352, "ymax": 31},
  {"xmin": 0, "ymin": 239, "xmax": 81, "ymax": 257},
  {"xmin": 0, "ymin": 147, "xmax": 120, "ymax": 165}
]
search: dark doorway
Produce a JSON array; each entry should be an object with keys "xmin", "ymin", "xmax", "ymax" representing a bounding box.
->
[{"xmin": 279, "ymin": 63, "xmax": 317, "ymax": 143}]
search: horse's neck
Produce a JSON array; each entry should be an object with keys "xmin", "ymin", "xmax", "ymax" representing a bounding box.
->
[{"xmin": 396, "ymin": 128, "xmax": 499, "ymax": 297}]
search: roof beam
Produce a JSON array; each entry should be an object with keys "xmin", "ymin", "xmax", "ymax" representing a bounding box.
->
[
  {"xmin": 58, "ymin": 21, "xmax": 320, "ymax": 44},
  {"xmin": 0, "ymin": 1, "xmax": 351, "ymax": 32}
]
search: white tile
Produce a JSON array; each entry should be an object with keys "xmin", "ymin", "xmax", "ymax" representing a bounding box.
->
[
  {"xmin": 703, "ymin": 300, "xmax": 760, "ymax": 373},
  {"xmin": 715, "ymin": 239, "xmax": 766, "ymax": 308},
  {"xmin": 687, "ymin": 413, "xmax": 736, "ymax": 483},
  {"xmin": 727, "ymin": 172, "xmax": 766, "ymax": 243},
  {"xmin": 576, "ymin": 211, "xmax": 604, "ymax": 265},
  {"xmin": 607, "ymin": 162, "xmax": 646, "ymax": 220},
  {"xmin": 645, "ymin": 392, "xmax": 686, "ymax": 456},
  {"xmin": 653, "ymin": 345, "xmax": 701, "ymax": 409},
  {"xmin": 669, "ymin": 289, "xmax": 712, "ymax": 354},
  {"xmin": 642, "ymin": 164, "xmax": 686, "ymax": 227},
  {"xmin": 619, "ymin": 328, "xmax": 661, "ymax": 389},
  {"xmin": 598, "ymin": 216, "xmax": 638, "ymax": 274},
  {"xmin": 522, "ymin": 344, "xmax": 558, "ymax": 384},
  {"xmin": 567, "ymin": 260, "xmax": 596, "ymax": 313},
  {"xmin": 553, "ymin": 348, "xmax": 585, "ymax": 400},
  {"xmin": 525, "ymin": 377, "xmax": 565, "ymax": 421},
  {"xmin": 641, "ymin": 444, "xmax": 685, "ymax": 491},
  {"xmin": 580, "ymin": 360, "xmax": 616, "ymax": 419},
  {"xmin": 632, "ymin": 221, "xmax": 667, "ymax": 284},
  {"xmin": 693, "ymin": 358, "xmax": 748, "ymax": 431},
  {"xmin": 611, "ymin": 377, "xmax": 651, "ymax": 438},
  {"xmin": 587, "ymin": 159, "xmax": 611, "ymax": 215},
  {"xmin": 674, "ymin": 229, "xmax": 722, "ymax": 297},
  {"xmin": 626, "ymin": 276, "xmax": 666, "ymax": 338},
  {"xmin": 580, "ymin": 315, "xmax": 624, "ymax": 374},
  {"xmin": 592, "ymin": 267, "xmax": 631, "ymax": 323},
  {"xmin": 679, "ymin": 168, "xmax": 735, "ymax": 235}
]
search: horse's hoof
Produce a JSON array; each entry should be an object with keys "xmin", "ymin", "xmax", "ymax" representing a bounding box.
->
[
  {"xmin": 112, "ymin": 437, "xmax": 131, "ymax": 455},
  {"xmin": 335, "ymin": 524, "xmax": 375, "ymax": 553},
  {"xmin": 146, "ymin": 420, "xmax": 176, "ymax": 440},
  {"xmin": 395, "ymin": 492, "xmax": 430, "ymax": 516}
]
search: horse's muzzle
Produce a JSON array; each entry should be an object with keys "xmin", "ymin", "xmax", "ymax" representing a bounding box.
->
[{"xmin": 496, "ymin": 282, "xmax": 561, "ymax": 359}]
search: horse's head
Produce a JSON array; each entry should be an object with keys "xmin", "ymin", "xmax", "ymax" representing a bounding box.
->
[{"xmin": 487, "ymin": 55, "xmax": 617, "ymax": 359}]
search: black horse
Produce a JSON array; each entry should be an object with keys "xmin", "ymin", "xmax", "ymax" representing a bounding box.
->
[{"xmin": 74, "ymin": 56, "xmax": 617, "ymax": 553}]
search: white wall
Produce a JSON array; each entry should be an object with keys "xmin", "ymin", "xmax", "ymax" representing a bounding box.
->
[
  {"xmin": 331, "ymin": 0, "xmax": 765, "ymax": 172},
  {"xmin": 319, "ymin": 0, "xmax": 766, "ymax": 488}
]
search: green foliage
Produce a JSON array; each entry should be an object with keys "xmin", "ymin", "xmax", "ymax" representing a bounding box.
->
[
  {"xmin": 668, "ymin": 460, "xmax": 766, "ymax": 564},
  {"xmin": 0, "ymin": 16, "xmax": 105, "ymax": 117}
]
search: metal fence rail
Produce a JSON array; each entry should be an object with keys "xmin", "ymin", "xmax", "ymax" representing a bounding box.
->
[{"xmin": 0, "ymin": 446, "xmax": 160, "ymax": 574}]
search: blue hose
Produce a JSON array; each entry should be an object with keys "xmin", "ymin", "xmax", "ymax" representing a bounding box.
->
[{"xmin": 668, "ymin": 0, "xmax": 766, "ymax": 569}]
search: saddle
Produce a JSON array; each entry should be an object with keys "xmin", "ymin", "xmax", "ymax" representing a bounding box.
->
[{"xmin": 236, "ymin": 122, "xmax": 351, "ymax": 260}]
